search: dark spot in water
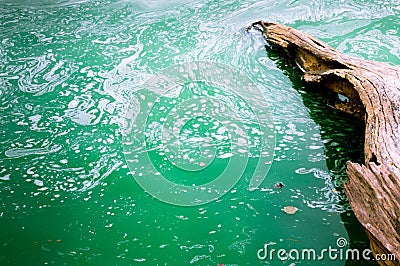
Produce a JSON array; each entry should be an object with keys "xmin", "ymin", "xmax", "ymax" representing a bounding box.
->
[{"xmin": 274, "ymin": 182, "xmax": 285, "ymax": 189}]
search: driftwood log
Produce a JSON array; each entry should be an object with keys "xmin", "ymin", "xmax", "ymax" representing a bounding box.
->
[{"xmin": 249, "ymin": 21, "xmax": 400, "ymax": 265}]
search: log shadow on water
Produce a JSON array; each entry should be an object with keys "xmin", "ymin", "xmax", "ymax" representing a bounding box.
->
[{"xmin": 264, "ymin": 44, "xmax": 377, "ymax": 266}]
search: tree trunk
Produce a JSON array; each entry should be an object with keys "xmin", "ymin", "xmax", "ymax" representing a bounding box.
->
[{"xmin": 249, "ymin": 21, "xmax": 400, "ymax": 265}]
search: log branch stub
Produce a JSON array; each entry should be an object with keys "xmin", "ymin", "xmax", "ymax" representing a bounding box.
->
[{"xmin": 250, "ymin": 21, "xmax": 400, "ymax": 265}]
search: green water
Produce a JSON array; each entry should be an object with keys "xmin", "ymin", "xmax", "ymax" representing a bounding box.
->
[{"xmin": 1, "ymin": 0, "xmax": 399, "ymax": 265}]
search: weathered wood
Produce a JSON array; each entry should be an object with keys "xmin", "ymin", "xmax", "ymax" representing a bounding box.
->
[{"xmin": 250, "ymin": 21, "xmax": 400, "ymax": 265}]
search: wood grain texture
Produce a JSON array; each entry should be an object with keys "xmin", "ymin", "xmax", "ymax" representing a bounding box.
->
[{"xmin": 249, "ymin": 21, "xmax": 400, "ymax": 265}]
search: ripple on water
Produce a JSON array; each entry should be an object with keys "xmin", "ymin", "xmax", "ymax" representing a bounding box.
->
[
  {"xmin": 5, "ymin": 144, "xmax": 62, "ymax": 158},
  {"xmin": 294, "ymin": 167, "xmax": 350, "ymax": 212},
  {"xmin": 14, "ymin": 54, "xmax": 78, "ymax": 96},
  {"xmin": 64, "ymin": 94, "xmax": 112, "ymax": 126}
]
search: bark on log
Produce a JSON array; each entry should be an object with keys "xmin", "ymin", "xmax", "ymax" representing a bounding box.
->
[{"xmin": 249, "ymin": 21, "xmax": 400, "ymax": 265}]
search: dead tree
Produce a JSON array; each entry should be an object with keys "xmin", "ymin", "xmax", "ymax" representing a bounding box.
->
[{"xmin": 249, "ymin": 21, "xmax": 400, "ymax": 265}]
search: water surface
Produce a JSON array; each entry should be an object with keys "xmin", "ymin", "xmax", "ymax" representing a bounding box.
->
[{"xmin": 1, "ymin": 0, "xmax": 399, "ymax": 265}]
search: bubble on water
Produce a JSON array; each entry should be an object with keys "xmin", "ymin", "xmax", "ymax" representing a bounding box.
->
[
  {"xmin": 218, "ymin": 152, "xmax": 233, "ymax": 159},
  {"xmin": 68, "ymin": 99, "xmax": 79, "ymax": 109},
  {"xmin": 0, "ymin": 174, "xmax": 10, "ymax": 181},
  {"xmin": 33, "ymin": 179, "xmax": 44, "ymax": 187},
  {"xmin": 122, "ymin": 61, "xmax": 275, "ymax": 206}
]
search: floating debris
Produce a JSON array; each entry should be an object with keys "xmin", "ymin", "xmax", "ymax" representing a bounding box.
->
[
  {"xmin": 282, "ymin": 206, "xmax": 298, "ymax": 215},
  {"xmin": 274, "ymin": 182, "xmax": 284, "ymax": 189}
]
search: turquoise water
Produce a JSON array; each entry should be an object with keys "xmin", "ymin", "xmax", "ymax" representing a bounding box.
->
[{"xmin": 1, "ymin": 0, "xmax": 399, "ymax": 265}]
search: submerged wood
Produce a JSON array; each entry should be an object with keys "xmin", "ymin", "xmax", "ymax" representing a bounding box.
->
[{"xmin": 250, "ymin": 21, "xmax": 400, "ymax": 265}]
